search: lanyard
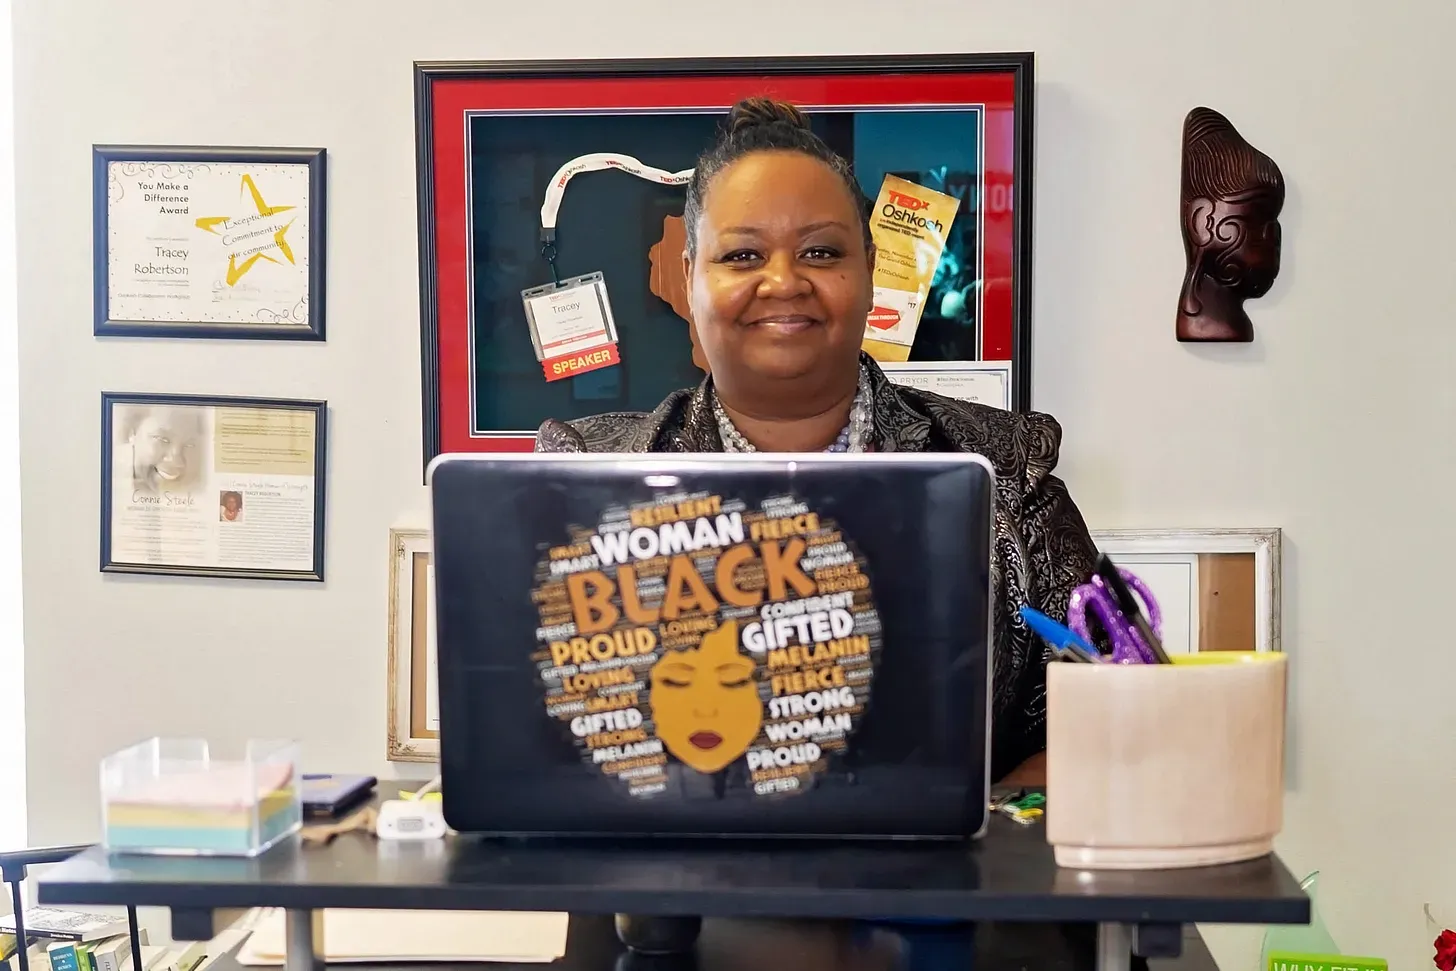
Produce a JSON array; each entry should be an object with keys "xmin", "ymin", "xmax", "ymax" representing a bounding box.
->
[{"xmin": 539, "ymin": 152, "xmax": 694, "ymax": 284}]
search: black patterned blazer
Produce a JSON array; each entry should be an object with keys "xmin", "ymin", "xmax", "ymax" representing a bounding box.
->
[{"xmin": 535, "ymin": 353, "xmax": 1098, "ymax": 780}]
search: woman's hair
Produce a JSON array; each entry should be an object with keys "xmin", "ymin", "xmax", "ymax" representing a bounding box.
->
[{"xmin": 683, "ymin": 97, "xmax": 872, "ymax": 258}]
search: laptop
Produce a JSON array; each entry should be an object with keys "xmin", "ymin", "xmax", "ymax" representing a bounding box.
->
[{"xmin": 427, "ymin": 451, "xmax": 994, "ymax": 841}]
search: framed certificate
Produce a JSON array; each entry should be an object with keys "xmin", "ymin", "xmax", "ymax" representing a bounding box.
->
[
  {"xmin": 414, "ymin": 54, "xmax": 1035, "ymax": 470},
  {"xmin": 93, "ymin": 146, "xmax": 327, "ymax": 341},
  {"xmin": 879, "ymin": 360, "xmax": 1012, "ymax": 411},
  {"xmin": 100, "ymin": 392, "xmax": 328, "ymax": 581},
  {"xmin": 387, "ymin": 527, "xmax": 439, "ymax": 762}
]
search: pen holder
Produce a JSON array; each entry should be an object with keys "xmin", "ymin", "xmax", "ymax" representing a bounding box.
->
[{"xmin": 1045, "ymin": 652, "xmax": 1287, "ymax": 870}]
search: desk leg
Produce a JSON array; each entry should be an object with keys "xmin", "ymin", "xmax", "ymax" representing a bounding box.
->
[
  {"xmin": 284, "ymin": 909, "xmax": 325, "ymax": 971},
  {"xmin": 1097, "ymin": 923, "xmax": 1131, "ymax": 971}
]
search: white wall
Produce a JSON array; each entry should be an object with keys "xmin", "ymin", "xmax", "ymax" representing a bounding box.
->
[
  {"xmin": 14, "ymin": 0, "xmax": 1456, "ymax": 966},
  {"xmin": 0, "ymin": 0, "xmax": 24, "ymax": 856}
]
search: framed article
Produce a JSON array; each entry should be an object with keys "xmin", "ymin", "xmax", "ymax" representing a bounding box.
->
[
  {"xmin": 1091, "ymin": 528, "xmax": 1282, "ymax": 656},
  {"xmin": 415, "ymin": 53, "xmax": 1035, "ymax": 469},
  {"xmin": 100, "ymin": 392, "xmax": 328, "ymax": 581},
  {"xmin": 387, "ymin": 527, "xmax": 439, "ymax": 762},
  {"xmin": 93, "ymin": 145, "xmax": 327, "ymax": 341},
  {"xmin": 878, "ymin": 360, "xmax": 1012, "ymax": 411}
]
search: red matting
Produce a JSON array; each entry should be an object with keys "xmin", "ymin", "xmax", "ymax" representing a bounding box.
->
[{"xmin": 429, "ymin": 72, "xmax": 1018, "ymax": 454}]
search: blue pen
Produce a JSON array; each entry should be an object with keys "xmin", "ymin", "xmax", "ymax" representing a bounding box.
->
[{"xmin": 1019, "ymin": 606, "xmax": 1102, "ymax": 663}]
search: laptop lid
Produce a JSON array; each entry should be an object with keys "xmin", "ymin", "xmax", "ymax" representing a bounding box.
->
[{"xmin": 428, "ymin": 451, "xmax": 994, "ymax": 840}]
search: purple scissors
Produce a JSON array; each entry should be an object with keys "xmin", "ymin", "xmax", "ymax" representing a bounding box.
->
[{"xmin": 1066, "ymin": 568, "xmax": 1163, "ymax": 664}]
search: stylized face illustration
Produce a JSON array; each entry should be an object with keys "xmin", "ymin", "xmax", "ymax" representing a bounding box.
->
[{"xmin": 649, "ymin": 621, "xmax": 762, "ymax": 774}]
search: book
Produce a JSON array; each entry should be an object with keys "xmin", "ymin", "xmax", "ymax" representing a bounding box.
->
[
  {"xmin": 235, "ymin": 909, "xmax": 568, "ymax": 965},
  {"xmin": 5, "ymin": 940, "xmax": 52, "ymax": 971},
  {"xmin": 131, "ymin": 942, "xmax": 204, "ymax": 971},
  {"xmin": 299, "ymin": 774, "xmax": 376, "ymax": 819},
  {"xmin": 0, "ymin": 913, "xmax": 127, "ymax": 944},
  {"xmin": 91, "ymin": 932, "xmax": 148, "ymax": 971},
  {"xmin": 44, "ymin": 939, "xmax": 81, "ymax": 971},
  {"xmin": 3, "ymin": 931, "xmax": 146, "ymax": 971}
]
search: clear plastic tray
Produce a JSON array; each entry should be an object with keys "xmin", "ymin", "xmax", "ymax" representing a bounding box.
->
[{"xmin": 100, "ymin": 737, "xmax": 301, "ymax": 857}]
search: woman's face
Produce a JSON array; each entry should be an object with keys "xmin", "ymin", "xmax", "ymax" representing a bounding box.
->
[
  {"xmin": 649, "ymin": 622, "xmax": 761, "ymax": 774},
  {"xmin": 685, "ymin": 151, "xmax": 873, "ymax": 391}
]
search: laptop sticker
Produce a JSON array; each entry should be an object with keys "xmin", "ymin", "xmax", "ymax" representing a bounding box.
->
[{"xmin": 532, "ymin": 491, "xmax": 882, "ymax": 800}]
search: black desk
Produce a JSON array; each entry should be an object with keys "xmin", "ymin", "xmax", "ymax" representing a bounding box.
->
[{"xmin": 37, "ymin": 813, "xmax": 1307, "ymax": 971}]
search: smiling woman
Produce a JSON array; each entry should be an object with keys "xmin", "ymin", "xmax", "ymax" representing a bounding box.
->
[
  {"xmin": 535, "ymin": 96, "xmax": 1100, "ymax": 792},
  {"xmin": 535, "ymin": 97, "xmax": 1126, "ymax": 969},
  {"xmin": 680, "ymin": 98, "xmax": 873, "ymax": 453}
]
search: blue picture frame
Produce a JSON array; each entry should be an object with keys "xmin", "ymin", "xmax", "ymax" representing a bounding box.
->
[
  {"xmin": 100, "ymin": 392, "xmax": 328, "ymax": 581},
  {"xmin": 92, "ymin": 145, "xmax": 327, "ymax": 341}
]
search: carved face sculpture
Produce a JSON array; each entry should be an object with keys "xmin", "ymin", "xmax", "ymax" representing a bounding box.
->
[
  {"xmin": 648, "ymin": 621, "xmax": 761, "ymax": 774},
  {"xmin": 1178, "ymin": 108, "xmax": 1286, "ymax": 342}
]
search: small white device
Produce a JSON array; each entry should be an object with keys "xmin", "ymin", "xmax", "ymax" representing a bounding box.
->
[{"xmin": 376, "ymin": 798, "xmax": 448, "ymax": 841}]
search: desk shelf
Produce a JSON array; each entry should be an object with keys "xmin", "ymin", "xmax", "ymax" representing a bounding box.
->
[
  {"xmin": 36, "ymin": 813, "xmax": 1307, "ymax": 927},
  {"xmin": 35, "ymin": 806, "xmax": 1308, "ymax": 971}
]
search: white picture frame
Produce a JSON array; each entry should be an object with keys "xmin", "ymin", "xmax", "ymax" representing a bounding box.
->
[
  {"xmin": 1090, "ymin": 528, "xmax": 1281, "ymax": 655},
  {"xmin": 387, "ymin": 527, "xmax": 439, "ymax": 763}
]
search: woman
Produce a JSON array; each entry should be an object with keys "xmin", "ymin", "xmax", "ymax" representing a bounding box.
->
[{"xmin": 535, "ymin": 97, "xmax": 1098, "ymax": 787}]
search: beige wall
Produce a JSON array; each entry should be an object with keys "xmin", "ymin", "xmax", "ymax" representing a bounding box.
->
[{"xmin": 16, "ymin": 0, "xmax": 1456, "ymax": 966}]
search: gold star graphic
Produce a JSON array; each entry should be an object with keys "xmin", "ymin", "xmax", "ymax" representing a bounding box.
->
[{"xmin": 195, "ymin": 174, "xmax": 297, "ymax": 287}]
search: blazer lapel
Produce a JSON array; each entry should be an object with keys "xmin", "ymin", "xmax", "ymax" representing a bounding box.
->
[
  {"xmin": 634, "ymin": 379, "xmax": 722, "ymax": 453},
  {"xmin": 861, "ymin": 354, "xmax": 934, "ymax": 453}
]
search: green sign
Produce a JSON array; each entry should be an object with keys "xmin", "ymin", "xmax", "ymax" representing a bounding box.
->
[{"xmin": 1266, "ymin": 953, "xmax": 1387, "ymax": 971}]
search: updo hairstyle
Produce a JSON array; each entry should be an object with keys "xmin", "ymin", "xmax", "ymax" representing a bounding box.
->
[{"xmin": 682, "ymin": 97, "xmax": 872, "ymax": 258}]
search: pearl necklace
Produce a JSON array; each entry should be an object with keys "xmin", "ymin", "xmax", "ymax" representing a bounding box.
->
[{"xmin": 712, "ymin": 366, "xmax": 873, "ymax": 453}]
